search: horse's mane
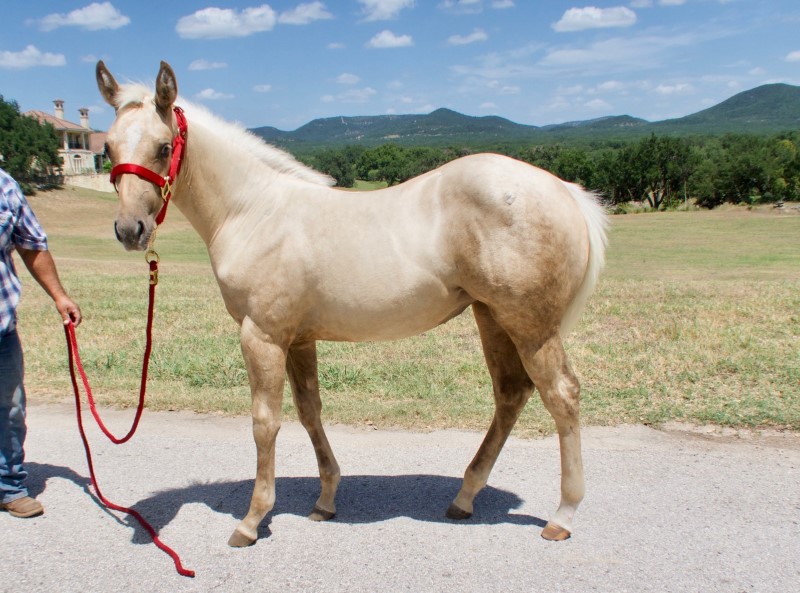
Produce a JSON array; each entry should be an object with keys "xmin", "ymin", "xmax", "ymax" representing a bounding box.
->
[{"xmin": 114, "ymin": 83, "xmax": 335, "ymax": 187}]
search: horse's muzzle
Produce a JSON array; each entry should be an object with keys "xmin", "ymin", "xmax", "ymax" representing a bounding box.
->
[{"xmin": 114, "ymin": 219, "xmax": 150, "ymax": 251}]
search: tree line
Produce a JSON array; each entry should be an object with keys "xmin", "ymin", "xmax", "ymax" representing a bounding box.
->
[
  {"xmin": 0, "ymin": 96, "xmax": 61, "ymax": 192},
  {"xmin": 3, "ymin": 93, "xmax": 798, "ymax": 208},
  {"xmin": 304, "ymin": 132, "xmax": 800, "ymax": 209}
]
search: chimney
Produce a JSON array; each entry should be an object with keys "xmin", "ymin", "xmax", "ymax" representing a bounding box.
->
[
  {"xmin": 54, "ymin": 99, "xmax": 64, "ymax": 119},
  {"xmin": 79, "ymin": 107, "xmax": 90, "ymax": 129}
]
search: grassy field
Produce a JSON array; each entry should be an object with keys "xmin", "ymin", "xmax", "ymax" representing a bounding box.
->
[{"xmin": 15, "ymin": 186, "xmax": 800, "ymax": 435}]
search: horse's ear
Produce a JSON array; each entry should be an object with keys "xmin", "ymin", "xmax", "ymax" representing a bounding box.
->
[
  {"xmin": 96, "ymin": 61, "xmax": 119, "ymax": 108},
  {"xmin": 155, "ymin": 61, "xmax": 178, "ymax": 116}
]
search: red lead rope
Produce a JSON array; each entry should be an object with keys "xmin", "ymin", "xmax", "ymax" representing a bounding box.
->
[
  {"xmin": 64, "ymin": 259, "xmax": 195, "ymax": 578},
  {"xmin": 64, "ymin": 107, "xmax": 194, "ymax": 577}
]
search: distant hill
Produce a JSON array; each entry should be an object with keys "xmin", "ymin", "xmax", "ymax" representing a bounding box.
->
[
  {"xmin": 250, "ymin": 83, "xmax": 800, "ymax": 149},
  {"xmin": 652, "ymin": 83, "xmax": 800, "ymax": 134},
  {"xmin": 254, "ymin": 108, "xmax": 539, "ymax": 147}
]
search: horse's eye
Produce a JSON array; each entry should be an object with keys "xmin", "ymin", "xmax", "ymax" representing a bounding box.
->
[{"xmin": 159, "ymin": 144, "xmax": 171, "ymax": 159}]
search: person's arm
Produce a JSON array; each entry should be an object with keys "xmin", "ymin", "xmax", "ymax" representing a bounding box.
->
[{"xmin": 16, "ymin": 247, "xmax": 82, "ymax": 327}]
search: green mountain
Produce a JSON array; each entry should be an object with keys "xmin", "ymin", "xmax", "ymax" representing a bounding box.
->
[
  {"xmin": 255, "ymin": 108, "xmax": 540, "ymax": 147},
  {"xmin": 652, "ymin": 83, "xmax": 800, "ymax": 134},
  {"xmin": 250, "ymin": 83, "xmax": 800, "ymax": 148}
]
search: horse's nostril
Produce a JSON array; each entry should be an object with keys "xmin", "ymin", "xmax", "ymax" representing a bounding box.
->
[
  {"xmin": 136, "ymin": 221, "xmax": 144, "ymax": 238},
  {"xmin": 114, "ymin": 221, "xmax": 122, "ymax": 242}
]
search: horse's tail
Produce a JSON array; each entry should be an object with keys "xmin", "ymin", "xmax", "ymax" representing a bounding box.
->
[{"xmin": 560, "ymin": 182, "xmax": 609, "ymax": 335}]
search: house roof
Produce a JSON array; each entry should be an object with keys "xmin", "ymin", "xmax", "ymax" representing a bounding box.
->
[{"xmin": 25, "ymin": 110, "xmax": 90, "ymax": 133}]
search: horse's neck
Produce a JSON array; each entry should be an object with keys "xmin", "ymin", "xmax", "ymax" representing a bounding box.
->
[{"xmin": 171, "ymin": 123, "xmax": 282, "ymax": 250}]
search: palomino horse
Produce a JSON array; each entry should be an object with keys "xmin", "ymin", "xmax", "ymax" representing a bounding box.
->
[{"xmin": 96, "ymin": 61, "xmax": 608, "ymax": 547}]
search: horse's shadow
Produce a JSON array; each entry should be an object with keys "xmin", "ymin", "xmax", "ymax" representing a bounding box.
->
[{"xmin": 25, "ymin": 462, "xmax": 545, "ymax": 544}]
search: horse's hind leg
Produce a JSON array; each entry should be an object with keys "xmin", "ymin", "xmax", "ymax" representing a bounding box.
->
[
  {"xmin": 516, "ymin": 334, "xmax": 585, "ymax": 541},
  {"xmin": 447, "ymin": 302, "xmax": 534, "ymax": 520},
  {"xmin": 286, "ymin": 340, "xmax": 341, "ymax": 521}
]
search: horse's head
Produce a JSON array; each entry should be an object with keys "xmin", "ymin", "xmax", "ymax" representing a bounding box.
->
[{"xmin": 96, "ymin": 60, "xmax": 180, "ymax": 251}]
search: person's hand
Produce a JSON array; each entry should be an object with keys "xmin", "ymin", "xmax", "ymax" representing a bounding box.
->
[{"xmin": 55, "ymin": 295, "xmax": 82, "ymax": 327}]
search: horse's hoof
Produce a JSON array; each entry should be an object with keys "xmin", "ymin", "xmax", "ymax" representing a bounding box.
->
[
  {"xmin": 228, "ymin": 528, "xmax": 256, "ymax": 548},
  {"xmin": 541, "ymin": 522, "xmax": 571, "ymax": 541},
  {"xmin": 309, "ymin": 505, "xmax": 335, "ymax": 521},
  {"xmin": 446, "ymin": 503, "xmax": 472, "ymax": 520}
]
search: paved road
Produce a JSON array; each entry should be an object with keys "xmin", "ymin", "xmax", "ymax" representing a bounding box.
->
[{"xmin": 3, "ymin": 404, "xmax": 798, "ymax": 593}]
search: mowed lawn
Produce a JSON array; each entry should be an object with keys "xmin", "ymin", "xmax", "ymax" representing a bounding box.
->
[{"xmin": 15, "ymin": 186, "xmax": 800, "ymax": 434}]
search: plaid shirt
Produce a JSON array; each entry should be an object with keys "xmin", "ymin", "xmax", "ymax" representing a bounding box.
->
[{"xmin": 0, "ymin": 167, "xmax": 48, "ymax": 335}]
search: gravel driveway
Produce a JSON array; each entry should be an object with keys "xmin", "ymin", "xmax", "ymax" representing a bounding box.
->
[{"xmin": 3, "ymin": 403, "xmax": 798, "ymax": 593}]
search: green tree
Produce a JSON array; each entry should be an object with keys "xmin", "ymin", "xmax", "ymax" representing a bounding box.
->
[
  {"xmin": 0, "ymin": 95, "xmax": 61, "ymax": 186},
  {"xmin": 552, "ymin": 148, "xmax": 595, "ymax": 187},
  {"xmin": 308, "ymin": 145, "xmax": 365, "ymax": 187},
  {"xmin": 634, "ymin": 135, "xmax": 695, "ymax": 210},
  {"xmin": 398, "ymin": 146, "xmax": 451, "ymax": 183},
  {"xmin": 356, "ymin": 144, "xmax": 407, "ymax": 185}
]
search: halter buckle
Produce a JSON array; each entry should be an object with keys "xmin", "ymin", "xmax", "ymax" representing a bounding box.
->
[
  {"xmin": 161, "ymin": 177, "xmax": 172, "ymax": 201},
  {"xmin": 145, "ymin": 250, "xmax": 160, "ymax": 285}
]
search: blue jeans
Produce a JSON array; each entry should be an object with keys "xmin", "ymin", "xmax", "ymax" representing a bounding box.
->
[{"xmin": 0, "ymin": 328, "xmax": 28, "ymax": 504}]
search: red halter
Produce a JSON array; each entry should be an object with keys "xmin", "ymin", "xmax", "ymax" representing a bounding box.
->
[{"xmin": 109, "ymin": 106, "xmax": 187, "ymax": 226}]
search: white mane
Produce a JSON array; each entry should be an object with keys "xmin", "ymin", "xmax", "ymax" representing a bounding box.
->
[{"xmin": 114, "ymin": 83, "xmax": 334, "ymax": 187}]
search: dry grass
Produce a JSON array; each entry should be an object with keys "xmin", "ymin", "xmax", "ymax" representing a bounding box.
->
[{"xmin": 15, "ymin": 188, "xmax": 800, "ymax": 435}]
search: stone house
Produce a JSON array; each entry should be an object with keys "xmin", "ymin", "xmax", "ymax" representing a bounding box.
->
[{"xmin": 25, "ymin": 100, "xmax": 106, "ymax": 175}]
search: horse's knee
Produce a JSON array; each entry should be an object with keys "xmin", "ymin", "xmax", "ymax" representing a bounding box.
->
[{"xmin": 539, "ymin": 371, "xmax": 581, "ymax": 422}]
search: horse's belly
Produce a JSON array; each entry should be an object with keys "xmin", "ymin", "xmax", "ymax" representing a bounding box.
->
[{"xmin": 309, "ymin": 286, "xmax": 473, "ymax": 342}]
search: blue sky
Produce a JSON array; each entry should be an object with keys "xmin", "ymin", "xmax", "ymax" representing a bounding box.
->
[{"xmin": 2, "ymin": 1, "xmax": 799, "ymax": 132}]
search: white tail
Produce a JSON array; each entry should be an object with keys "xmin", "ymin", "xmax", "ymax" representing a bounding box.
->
[{"xmin": 560, "ymin": 182, "xmax": 609, "ymax": 335}]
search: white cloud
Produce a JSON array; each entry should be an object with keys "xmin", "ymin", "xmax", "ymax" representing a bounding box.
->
[
  {"xmin": 596, "ymin": 80, "xmax": 625, "ymax": 92},
  {"xmin": 336, "ymin": 73, "xmax": 360, "ymax": 84},
  {"xmin": 540, "ymin": 33, "xmax": 700, "ymax": 70},
  {"xmin": 367, "ymin": 30, "xmax": 413, "ymax": 48},
  {"xmin": 253, "ymin": 84, "xmax": 272, "ymax": 93},
  {"xmin": 176, "ymin": 5, "xmax": 276, "ymax": 39},
  {"xmin": 195, "ymin": 88, "xmax": 234, "ymax": 100},
  {"xmin": 488, "ymin": 80, "xmax": 521, "ymax": 94},
  {"xmin": 491, "ymin": 0, "xmax": 514, "ymax": 8},
  {"xmin": 785, "ymin": 50, "xmax": 800, "ymax": 62},
  {"xmin": 655, "ymin": 82, "xmax": 693, "ymax": 94},
  {"xmin": 559, "ymin": 84, "xmax": 585, "ymax": 95},
  {"xmin": 480, "ymin": 101, "xmax": 498, "ymax": 109},
  {"xmin": 278, "ymin": 2, "xmax": 333, "ymax": 25},
  {"xmin": 448, "ymin": 28, "xmax": 488, "ymax": 46},
  {"xmin": 585, "ymin": 98, "xmax": 612, "ymax": 111},
  {"xmin": 440, "ymin": 0, "xmax": 482, "ymax": 14},
  {"xmin": 553, "ymin": 6, "xmax": 637, "ymax": 32},
  {"xmin": 188, "ymin": 59, "xmax": 227, "ymax": 71},
  {"xmin": 358, "ymin": 0, "xmax": 414, "ymax": 21},
  {"xmin": 632, "ymin": 0, "xmax": 686, "ymax": 7},
  {"xmin": 37, "ymin": 2, "xmax": 130, "ymax": 31},
  {"xmin": 322, "ymin": 87, "xmax": 377, "ymax": 103},
  {"xmin": 0, "ymin": 45, "xmax": 66, "ymax": 69},
  {"xmin": 328, "ymin": 42, "xmax": 345, "ymax": 49}
]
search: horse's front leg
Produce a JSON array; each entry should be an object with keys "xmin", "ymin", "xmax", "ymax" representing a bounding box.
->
[{"xmin": 228, "ymin": 317, "xmax": 288, "ymax": 547}]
